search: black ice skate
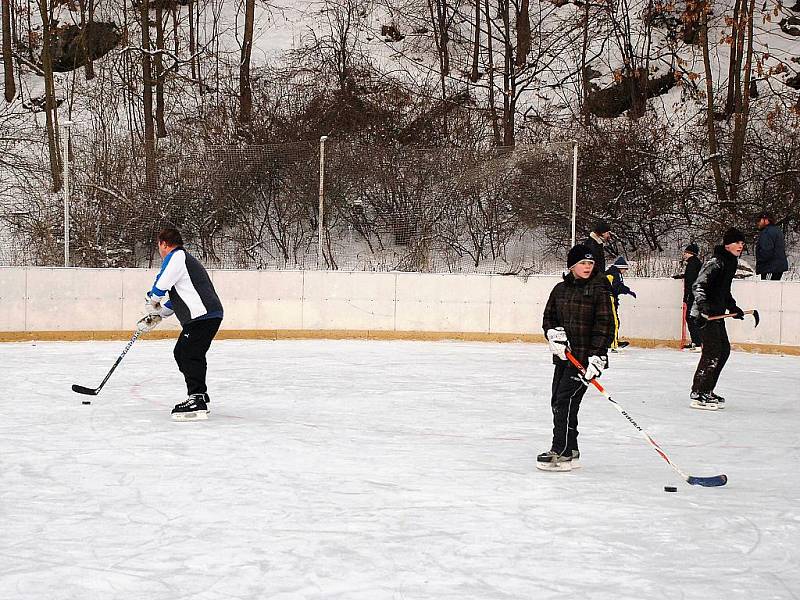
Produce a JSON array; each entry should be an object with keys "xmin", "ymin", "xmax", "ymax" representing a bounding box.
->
[
  {"xmin": 709, "ymin": 391, "xmax": 725, "ymax": 409},
  {"xmin": 689, "ymin": 391, "xmax": 718, "ymax": 411},
  {"xmin": 536, "ymin": 451, "xmax": 573, "ymax": 472},
  {"xmin": 171, "ymin": 394, "xmax": 209, "ymax": 421}
]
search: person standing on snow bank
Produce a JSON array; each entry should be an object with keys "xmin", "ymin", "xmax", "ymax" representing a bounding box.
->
[
  {"xmin": 582, "ymin": 220, "xmax": 612, "ymax": 274},
  {"xmin": 673, "ymin": 242, "xmax": 703, "ymax": 351},
  {"xmin": 139, "ymin": 228, "xmax": 224, "ymax": 421},
  {"xmin": 605, "ymin": 256, "xmax": 636, "ymax": 351},
  {"xmin": 689, "ymin": 228, "xmax": 746, "ymax": 411},
  {"xmin": 538, "ymin": 244, "xmax": 614, "ymax": 472},
  {"xmin": 755, "ymin": 211, "xmax": 788, "ymax": 281}
]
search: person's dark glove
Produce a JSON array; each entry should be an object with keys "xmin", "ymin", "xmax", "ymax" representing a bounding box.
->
[{"xmin": 731, "ymin": 306, "xmax": 745, "ymax": 320}]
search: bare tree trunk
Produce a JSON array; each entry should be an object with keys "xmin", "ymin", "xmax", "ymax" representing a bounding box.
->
[
  {"xmin": 171, "ymin": 4, "xmax": 179, "ymax": 73},
  {"xmin": 239, "ymin": 0, "xmax": 255, "ymax": 122},
  {"xmin": 728, "ymin": 0, "xmax": 756, "ymax": 203},
  {"xmin": 141, "ymin": 0, "xmax": 157, "ymax": 190},
  {"xmin": 470, "ymin": 0, "xmax": 480, "ymax": 82},
  {"xmin": 580, "ymin": 0, "xmax": 590, "ymax": 125},
  {"xmin": 38, "ymin": 0, "xmax": 62, "ymax": 191},
  {"xmin": 699, "ymin": 4, "xmax": 727, "ymax": 204},
  {"xmin": 500, "ymin": 0, "xmax": 515, "ymax": 146},
  {"xmin": 188, "ymin": 0, "xmax": 197, "ymax": 80},
  {"xmin": 427, "ymin": 0, "xmax": 449, "ymax": 103},
  {"xmin": 155, "ymin": 4, "xmax": 167, "ymax": 138},
  {"xmin": 724, "ymin": 0, "xmax": 742, "ymax": 117},
  {"xmin": 77, "ymin": 0, "xmax": 95, "ymax": 80},
  {"xmin": 515, "ymin": 0, "xmax": 530, "ymax": 68},
  {"xmin": 2, "ymin": 0, "xmax": 15, "ymax": 101},
  {"xmin": 485, "ymin": 0, "xmax": 501, "ymax": 146}
]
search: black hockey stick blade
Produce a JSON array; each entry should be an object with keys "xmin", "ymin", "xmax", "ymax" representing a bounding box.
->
[
  {"xmin": 687, "ymin": 474, "xmax": 728, "ymax": 487},
  {"xmin": 751, "ymin": 309, "xmax": 760, "ymax": 328},
  {"xmin": 72, "ymin": 384, "xmax": 99, "ymax": 395}
]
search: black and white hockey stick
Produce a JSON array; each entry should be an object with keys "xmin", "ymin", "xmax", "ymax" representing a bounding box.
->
[
  {"xmin": 71, "ymin": 329, "xmax": 143, "ymax": 395},
  {"xmin": 565, "ymin": 351, "xmax": 728, "ymax": 487}
]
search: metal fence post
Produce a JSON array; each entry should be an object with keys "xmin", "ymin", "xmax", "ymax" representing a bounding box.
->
[
  {"xmin": 570, "ymin": 141, "xmax": 578, "ymax": 248},
  {"xmin": 317, "ymin": 135, "xmax": 327, "ymax": 268}
]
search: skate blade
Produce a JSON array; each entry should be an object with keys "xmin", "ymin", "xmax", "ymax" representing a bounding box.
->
[
  {"xmin": 171, "ymin": 410, "xmax": 209, "ymax": 421},
  {"xmin": 536, "ymin": 461, "xmax": 573, "ymax": 472},
  {"xmin": 689, "ymin": 401, "xmax": 718, "ymax": 411}
]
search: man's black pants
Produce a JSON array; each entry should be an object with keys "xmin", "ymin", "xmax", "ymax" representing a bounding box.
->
[
  {"xmin": 760, "ymin": 272, "xmax": 784, "ymax": 281},
  {"xmin": 550, "ymin": 361, "xmax": 589, "ymax": 455},
  {"xmin": 692, "ymin": 320, "xmax": 730, "ymax": 393},
  {"xmin": 685, "ymin": 301, "xmax": 703, "ymax": 346},
  {"xmin": 173, "ymin": 318, "xmax": 222, "ymax": 396}
]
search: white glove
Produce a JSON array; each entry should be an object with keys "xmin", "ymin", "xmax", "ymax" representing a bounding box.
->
[
  {"xmin": 145, "ymin": 291, "xmax": 168, "ymax": 316},
  {"xmin": 583, "ymin": 355, "xmax": 608, "ymax": 381},
  {"xmin": 136, "ymin": 313, "xmax": 162, "ymax": 333},
  {"xmin": 546, "ymin": 327, "xmax": 569, "ymax": 361}
]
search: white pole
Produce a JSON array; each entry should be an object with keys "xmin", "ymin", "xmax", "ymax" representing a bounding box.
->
[
  {"xmin": 61, "ymin": 121, "xmax": 73, "ymax": 267},
  {"xmin": 317, "ymin": 135, "xmax": 327, "ymax": 269},
  {"xmin": 570, "ymin": 141, "xmax": 578, "ymax": 248}
]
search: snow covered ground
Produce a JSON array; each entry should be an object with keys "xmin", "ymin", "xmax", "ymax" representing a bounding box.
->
[{"xmin": 1, "ymin": 339, "xmax": 798, "ymax": 599}]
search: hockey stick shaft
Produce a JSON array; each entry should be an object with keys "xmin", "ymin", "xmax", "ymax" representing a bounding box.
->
[
  {"xmin": 565, "ymin": 351, "xmax": 727, "ymax": 487},
  {"xmin": 71, "ymin": 329, "xmax": 143, "ymax": 395},
  {"xmin": 706, "ymin": 309, "xmax": 759, "ymax": 327}
]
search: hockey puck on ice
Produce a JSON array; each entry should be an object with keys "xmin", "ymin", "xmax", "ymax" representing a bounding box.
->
[
  {"xmin": 664, "ymin": 486, "xmax": 678, "ymax": 492},
  {"xmin": 81, "ymin": 400, "xmax": 91, "ymax": 405}
]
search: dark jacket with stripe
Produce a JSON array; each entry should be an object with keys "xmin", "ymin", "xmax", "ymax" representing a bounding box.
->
[
  {"xmin": 604, "ymin": 265, "xmax": 633, "ymax": 304},
  {"xmin": 542, "ymin": 271, "xmax": 614, "ymax": 365}
]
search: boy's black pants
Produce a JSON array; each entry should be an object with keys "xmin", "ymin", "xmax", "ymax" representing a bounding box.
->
[
  {"xmin": 173, "ymin": 318, "xmax": 222, "ymax": 396},
  {"xmin": 550, "ymin": 361, "xmax": 589, "ymax": 455},
  {"xmin": 692, "ymin": 320, "xmax": 730, "ymax": 393}
]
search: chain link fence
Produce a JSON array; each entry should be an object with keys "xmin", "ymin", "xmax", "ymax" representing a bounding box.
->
[{"xmin": 0, "ymin": 140, "xmax": 576, "ymax": 274}]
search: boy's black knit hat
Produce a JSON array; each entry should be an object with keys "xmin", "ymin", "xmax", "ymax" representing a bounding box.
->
[
  {"xmin": 684, "ymin": 242, "xmax": 699, "ymax": 254},
  {"xmin": 567, "ymin": 244, "xmax": 595, "ymax": 268},
  {"xmin": 722, "ymin": 228, "xmax": 745, "ymax": 245}
]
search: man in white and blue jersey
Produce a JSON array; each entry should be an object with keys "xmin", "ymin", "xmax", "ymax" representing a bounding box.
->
[{"xmin": 141, "ymin": 228, "xmax": 223, "ymax": 420}]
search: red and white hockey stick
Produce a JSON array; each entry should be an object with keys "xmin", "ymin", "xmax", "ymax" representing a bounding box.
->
[{"xmin": 565, "ymin": 351, "xmax": 727, "ymax": 487}]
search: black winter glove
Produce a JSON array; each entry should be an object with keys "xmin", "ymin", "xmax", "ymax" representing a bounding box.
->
[{"xmin": 731, "ymin": 306, "xmax": 745, "ymax": 320}]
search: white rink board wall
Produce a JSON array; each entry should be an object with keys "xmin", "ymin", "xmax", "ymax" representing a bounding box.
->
[{"xmin": 0, "ymin": 268, "xmax": 798, "ymax": 347}]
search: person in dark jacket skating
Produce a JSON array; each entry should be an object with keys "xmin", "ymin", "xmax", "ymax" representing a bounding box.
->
[
  {"xmin": 582, "ymin": 220, "xmax": 613, "ymax": 274},
  {"xmin": 139, "ymin": 227, "xmax": 224, "ymax": 420},
  {"xmin": 689, "ymin": 228, "xmax": 746, "ymax": 411},
  {"xmin": 755, "ymin": 211, "xmax": 788, "ymax": 280},
  {"xmin": 605, "ymin": 256, "xmax": 636, "ymax": 351},
  {"xmin": 539, "ymin": 244, "xmax": 614, "ymax": 471},
  {"xmin": 672, "ymin": 242, "xmax": 703, "ymax": 351}
]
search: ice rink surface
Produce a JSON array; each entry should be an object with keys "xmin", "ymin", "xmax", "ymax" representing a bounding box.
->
[{"xmin": 1, "ymin": 338, "xmax": 798, "ymax": 600}]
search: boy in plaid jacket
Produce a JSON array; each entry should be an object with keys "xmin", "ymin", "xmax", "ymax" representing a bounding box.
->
[{"xmin": 539, "ymin": 244, "xmax": 615, "ymax": 471}]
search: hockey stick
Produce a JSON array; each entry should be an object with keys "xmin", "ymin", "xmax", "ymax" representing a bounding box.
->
[
  {"xmin": 71, "ymin": 329, "xmax": 143, "ymax": 395},
  {"xmin": 565, "ymin": 351, "xmax": 728, "ymax": 487},
  {"xmin": 680, "ymin": 302, "xmax": 688, "ymax": 348},
  {"xmin": 706, "ymin": 309, "xmax": 759, "ymax": 327}
]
